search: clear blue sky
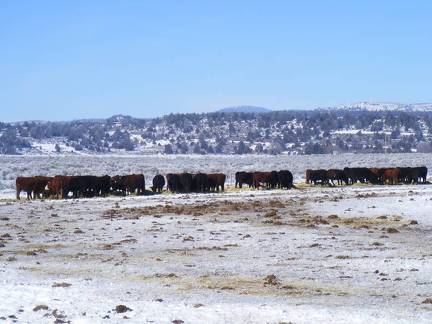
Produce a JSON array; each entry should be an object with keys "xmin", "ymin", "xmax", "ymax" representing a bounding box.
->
[{"xmin": 1, "ymin": 1, "xmax": 432, "ymax": 121}]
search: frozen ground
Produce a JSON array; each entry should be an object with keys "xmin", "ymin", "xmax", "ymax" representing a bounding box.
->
[
  {"xmin": 1, "ymin": 153, "xmax": 432, "ymax": 197},
  {"xmin": 1, "ymin": 184, "xmax": 432, "ymax": 323}
]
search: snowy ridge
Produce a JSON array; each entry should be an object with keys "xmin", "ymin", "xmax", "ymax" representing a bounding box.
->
[
  {"xmin": 2, "ymin": 107, "xmax": 432, "ymax": 155},
  {"xmin": 331, "ymin": 101, "xmax": 432, "ymax": 112}
]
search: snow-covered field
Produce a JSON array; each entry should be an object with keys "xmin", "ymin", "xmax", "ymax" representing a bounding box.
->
[
  {"xmin": 1, "ymin": 154, "xmax": 432, "ymax": 323},
  {"xmin": 1, "ymin": 153, "xmax": 432, "ymax": 197}
]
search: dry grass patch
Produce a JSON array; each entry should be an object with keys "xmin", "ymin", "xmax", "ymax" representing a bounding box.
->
[
  {"xmin": 176, "ymin": 275, "xmax": 350, "ymax": 297},
  {"xmin": 102, "ymin": 198, "xmax": 294, "ymax": 221}
]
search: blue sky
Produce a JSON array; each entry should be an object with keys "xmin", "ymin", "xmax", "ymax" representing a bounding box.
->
[{"xmin": 1, "ymin": 1, "xmax": 432, "ymax": 121}]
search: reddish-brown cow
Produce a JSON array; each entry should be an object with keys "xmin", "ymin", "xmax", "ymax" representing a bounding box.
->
[
  {"xmin": 252, "ymin": 172, "xmax": 273, "ymax": 189},
  {"xmin": 16, "ymin": 176, "xmax": 52, "ymax": 200},
  {"xmin": 382, "ymin": 168, "xmax": 400, "ymax": 185}
]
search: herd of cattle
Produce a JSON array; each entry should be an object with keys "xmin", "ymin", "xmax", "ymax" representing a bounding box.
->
[
  {"xmin": 16, "ymin": 174, "xmax": 145, "ymax": 200},
  {"xmin": 306, "ymin": 166, "xmax": 428, "ymax": 186},
  {"xmin": 15, "ymin": 173, "xmax": 228, "ymax": 200},
  {"xmin": 15, "ymin": 166, "xmax": 428, "ymax": 200}
]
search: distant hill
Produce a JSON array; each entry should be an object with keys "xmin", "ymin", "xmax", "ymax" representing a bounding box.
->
[
  {"xmin": 217, "ymin": 106, "xmax": 272, "ymax": 113},
  {"xmin": 2, "ymin": 104, "xmax": 432, "ymax": 155}
]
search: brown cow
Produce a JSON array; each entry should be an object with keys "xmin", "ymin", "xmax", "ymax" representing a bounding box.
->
[
  {"xmin": 47, "ymin": 175, "xmax": 76, "ymax": 199},
  {"xmin": 16, "ymin": 176, "xmax": 52, "ymax": 200},
  {"xmin": 382, "ymin": 168, "xmax": 400, "ymax": 185},
  {"xmin": 112, "ymin": 174, "xmax": 145, "ymax": 195},
  {"xmin": 252, "ymin": 172, "xmax": 272, "ymax": 189},
  {"xmin": 207, "ymin": 173, "xmax": 226, "ymax": 192},
  {"xmin": 16, "ymin": 177, "xmax": 33, "ymax": 200},
  {"xmin": 123, "ymin": 174, "xmax": 145, "ymax": 195},
  {"xmin": 47, "ymin": 176, "xmax": 63, "ymax": 199},
  {"xmin": 47, "ymin": 176, "xmax": 60, "ymax": 199}
]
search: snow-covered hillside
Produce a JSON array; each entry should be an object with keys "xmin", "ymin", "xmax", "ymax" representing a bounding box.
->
[
  {"xmin": 1, "ymin": 108, "xmax": 432, "ymax": 155},
  {"xmin": 334, "ymin": 101, "xmax": 432, "ymax": 112}
]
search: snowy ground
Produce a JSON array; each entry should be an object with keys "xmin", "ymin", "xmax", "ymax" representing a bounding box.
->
[{"xmin": 1, "ymin": 184, "xmax": 432, "ymax": 323}]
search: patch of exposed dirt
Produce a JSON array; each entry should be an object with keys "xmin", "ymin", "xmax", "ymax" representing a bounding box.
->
[{"xmin": 294, "ymin": 214, "xmax": 412, "ymax": 230}]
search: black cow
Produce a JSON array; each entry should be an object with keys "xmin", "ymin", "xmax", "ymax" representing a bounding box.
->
[
  {"xmin": 327, "ymin": 169, "xmax": 348, "ymax": 186},
  {"xmin": 95, "ymin": 175, "xmax": 111, "ymax": 197},
  {"xmin": 193, "ymin": 173, "xmax": 209, "ymax": 192},
  {"xmin": 307, "ymin": 169, "xmax": 328, "ymax": 185},
  {"xmin": 61, "ymin": 176, "xmax": 93, "ymax": 198},
  {"xmin": 343, "ymin": 167, "xmax": 379, "ymax": 185},
  {"xmin": 179, "ymin": 173, "xmax": 193, "ymax": 193},
  {"xmin": 151, "ymin": 174, "xmax": 165, "ymax": 193},
  {"xmin": 167, "ymin": 173, "xmax": 181, "ymax": 192},
  {"xmin": 413, "ymin": 166, "xmax": 427, "ymax": 183},
  {"xmin": 277, "ymin": 170, "xmax": 294, "ymax": 189},
  {"xmin": 207, "ymin": 173, "xmax": 226, "ymax": 192},
  {"xmin": 235, "ymin": 172, "xmax": 253, "ymax": 188}
]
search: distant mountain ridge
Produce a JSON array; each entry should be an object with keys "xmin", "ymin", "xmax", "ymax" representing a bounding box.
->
[
  {"xmin": 217, "ymin": 106, "xmax": 272, "ymax": 113},
  {"xmin": 1, "ymin": 108, "xmax": 432, "ymax": 156},
  {"xmin": 330, "ymin": 102, "xmax": 432, "ymax": 112},
  {"xmin": 2, "ymin": 101, "xmax": 432, "ymax": 155},
  {"xmin": 217, "ymin": 102, "xmax": 432, "ymax": 114}
]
